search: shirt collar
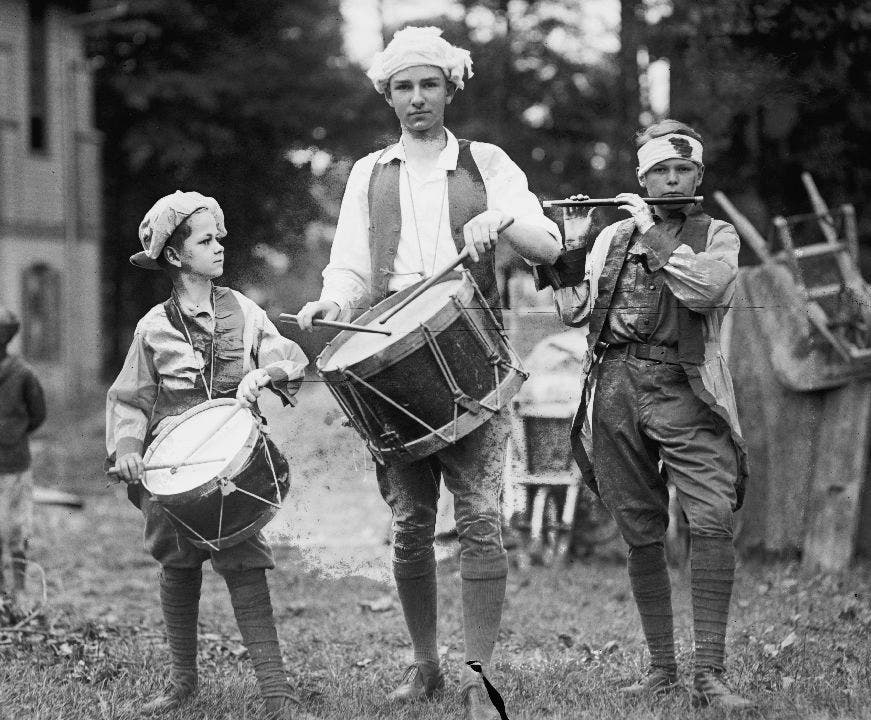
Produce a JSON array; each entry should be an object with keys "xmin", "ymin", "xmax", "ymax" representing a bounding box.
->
[
  {"xmin": 377, "ymin": 128, "xmax": 459, "ymax": 171},
  {"xmin": 172, "ymin": 287, "xmax": 215, "ymax": 321}
]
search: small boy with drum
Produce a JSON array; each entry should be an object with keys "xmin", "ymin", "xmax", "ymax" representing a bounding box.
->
[
  {"xmin": 105, "ymin": 191, "xmax": 312, "ymax": 719},
  {"xmin": 0, "ymin": 307, "xmax": 46, "ymax": 600}
]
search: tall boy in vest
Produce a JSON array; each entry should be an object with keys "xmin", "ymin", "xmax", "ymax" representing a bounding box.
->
[
  {"xmin": 0, "ymin": 308, "xmax": 46, "ymax": 599},
  {"xmin": 297, "ymin": 26, "xmax": 561, "ymax": 720},
  {"xmin": 106, "ymin": 191, "xmax": 315, "ymax": 719},
  {"xmin": 555, "ymin": 120, "xmax": 753, "ymax": 709}
]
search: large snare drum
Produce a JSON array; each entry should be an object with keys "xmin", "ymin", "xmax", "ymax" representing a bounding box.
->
[
  {"xmin": 142, "ymin": 399, "xmax": 289, "ymax": 550},
  {"xmin": 316, "ymin": 271, "xmax": 527, "ymax": 464}
]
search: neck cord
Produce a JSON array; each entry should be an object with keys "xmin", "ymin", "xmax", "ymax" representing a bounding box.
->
[
  {"xmin": 172, "ymin": 289, "xmax": 215, "ymax": 400},
  {"xmin": 401, "ymin": 143, "xmax": 448, "ymax": 279}
]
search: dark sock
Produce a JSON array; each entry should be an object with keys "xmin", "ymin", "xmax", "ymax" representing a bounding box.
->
[
  {"xmin": 691, "ymin": 535, "xmax": 735, "ymax": 673},
  {"xmin": 394, "ymin": 559, "xmax": 439, "ymax": 669},
  {"xmin": 160, "ymin": 566, "xmax": 202, "ymax": 689},
  {"xmin": 224, "ymin": 568, "xmax": 289, "ymax": 700},
  {"xmin": 627, "ymin": 543, "xmax": 676, "ymax": 672}
]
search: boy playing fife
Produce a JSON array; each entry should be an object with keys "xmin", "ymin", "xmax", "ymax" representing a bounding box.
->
[
  {"xmin": 106, "ymin": 191, "xmax": 313, "ymax": 719},
  {"xmin": 0, "ymin": 307, "xmax": 46, "ymax": 599}
]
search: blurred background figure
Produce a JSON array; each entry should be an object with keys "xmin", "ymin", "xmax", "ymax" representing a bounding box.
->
[{"xmin": 0, "ymin": 307, "xmax": 46, "ymax": 600}]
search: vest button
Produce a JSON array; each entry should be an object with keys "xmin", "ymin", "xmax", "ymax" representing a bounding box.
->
[
  {"xmin": 649, "ymin": 284, "xmax": 656, "ymax": 290},
  {"xmin": 387, "ymin": 248, "xmax": 395, "ymax": 255}
]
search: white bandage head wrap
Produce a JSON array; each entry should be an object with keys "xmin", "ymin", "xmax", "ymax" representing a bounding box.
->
[
  {"xmin": 131, "ymin": 190, "xmax": 227, "ymax": 270},
  {"xmin": 637, "ymin": 133, "xmax": 704, "ymax": 176},
  {"xmin": 366, "ymin": 26, "xmax": 473, "ymax": 95}
]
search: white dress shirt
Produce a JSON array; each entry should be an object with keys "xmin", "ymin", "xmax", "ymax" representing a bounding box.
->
[{"xmin": 320, "ymin": 128, "xmax": 561, "ymax": 315}]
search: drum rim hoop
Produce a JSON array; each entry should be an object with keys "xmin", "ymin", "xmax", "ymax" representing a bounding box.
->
[{"xmin": 316, "ymin": 273, "xmax": 473, "ymax": 375}]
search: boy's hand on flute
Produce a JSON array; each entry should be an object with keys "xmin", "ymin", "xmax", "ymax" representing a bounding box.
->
[
  {"xmin": 296, "ymin": 300, "xmax": 341, "ymax": 331},
  {"xmin": 565, "ymin": 194, "xmax": 591, "ymax": 220},
  {"xmin": 236, "ymin": 368, "xmax": 272, "ymax": 406},
  {"xmin": 615, "ymin": 192, "xmax": 655, "ymax": 233}
]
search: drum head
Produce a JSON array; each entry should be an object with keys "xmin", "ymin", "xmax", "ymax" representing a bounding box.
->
[
  {"xmin": 320, "ymin": 277, "xmax": 464, "ymax": 371},
  {"xmin": 142, "ymin": 399, "xmax": 258, "ymax": 496}
]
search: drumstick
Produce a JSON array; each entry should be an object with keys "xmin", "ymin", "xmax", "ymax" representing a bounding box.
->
[
  {"xmin": 278, "ymin": 314, "xmax": 392, "ymax": 336},
  {"xmin": 106, "ymin": 456, "xmax": 227, "ymax": 483},
  {"xmin": 174, "ymin": 401, "xmax": 245, "ymax": 471},
  {"xmin": 377, "ymin": 218, "xmax": 515, "ymax": 325},
  {"xmin": 543, "ymin": 195, "xmax": 703, "ymax": 208}
]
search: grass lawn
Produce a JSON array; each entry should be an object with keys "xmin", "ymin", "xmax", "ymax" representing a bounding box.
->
[{"xmin": 1, "ymin": 380, "xmax": 870, "ymax": 719}]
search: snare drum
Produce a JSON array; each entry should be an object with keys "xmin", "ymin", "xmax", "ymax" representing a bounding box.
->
[
  {"xmin": 316, "ymin": 271, "xmax": 527, "ymax": 464},
  {"xmin": 142, "ymin": 399, "xmax": 289, "ymax": 550}
]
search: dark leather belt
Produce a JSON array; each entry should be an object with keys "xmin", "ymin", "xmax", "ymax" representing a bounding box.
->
[{"xmin": 600, "ymin": 341, "xmax": 681, "ymax": 365}]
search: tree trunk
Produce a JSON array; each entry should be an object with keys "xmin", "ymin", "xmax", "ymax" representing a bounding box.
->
[{"xmin": 618, "ymin": 0, "xmax": 642, "ymax": 180}]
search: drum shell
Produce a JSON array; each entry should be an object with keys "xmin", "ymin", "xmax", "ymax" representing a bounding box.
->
[
  {"xmin": 145, "ymin": 413, "xmax": 289, "ymax": 550},
  {"xmin": 317, "ymin": 274, "xmax": 526, "ymax": 464}
]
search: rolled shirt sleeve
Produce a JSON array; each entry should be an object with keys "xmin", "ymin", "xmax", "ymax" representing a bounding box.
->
[
  {"xmin": 320, "ymin": 153, "xmax": 380, "ymax": 320},
  {"xmin": 254, "ymin": 311, "xmax": 309, "ymax": 406},
  {"xmin": 105, "ymin": 328, "xmax": 159, "ymax": 459},
  {"xmin": 471, "ymin": 142, "xmax": 561, "ymax": 244},
  {"xmin": 636, "ymin": 219, "xmax": 739, "ymax": 310}
]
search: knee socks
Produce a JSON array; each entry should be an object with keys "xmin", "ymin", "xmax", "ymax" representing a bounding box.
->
[
  {"xmin": 690, "ymin": 535, "xmax": 736, "ymax": 673},
  {"xmin": 394, "ymin": 559, "xmax": 440, "ymax": 671},
  {"xmin": 224, "ymin": 568, "xmax": 289, "ymax": 700},
  {"xmin": 627, "ymin": 542, "xmax": 676, "ymax": 672},
  {"xmin": 459, "ymin": 557, "xmax": 508, "ymax": 690},
  {"xmin": 159, "ymin": 566, "xmax": 202, "ymax": 689}
]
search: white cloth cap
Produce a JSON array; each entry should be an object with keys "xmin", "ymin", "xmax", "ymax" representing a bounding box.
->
[
  {"xmin": 132, "ymin": 190, "xmax": 226, "ymax": 270},
  {"xmin": 366, "ymin": 26, "xmax": 473, "ymax": 95},
  {"xmin": 637, "ymin": 133, "xmax": 704, "ymax": 176}
]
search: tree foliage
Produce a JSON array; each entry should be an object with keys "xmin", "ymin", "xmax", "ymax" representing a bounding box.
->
[
  {"xmin": 88, "ymin": 0, "xmax": 368, "ymax": 366},
  {"xmin": 649, "ymin": 0, "xmax": 871, "ymax": 227},
  {"xmin": 91, "ymin": 0, "xmax": 871, "ymax": 368}
]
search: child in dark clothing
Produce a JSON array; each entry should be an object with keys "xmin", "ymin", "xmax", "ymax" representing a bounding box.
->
[
  {"xmin": 106, "ymin": 191, "xmax": 315, "ymax": 719},
  {"xmin": 0, "ymin": 307, "xmax": 46, "ymax": 598}
]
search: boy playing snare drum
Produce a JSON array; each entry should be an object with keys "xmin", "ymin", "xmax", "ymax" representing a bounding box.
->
[{"xmin": 105, "ymin": 191, "xmax": 313, "ymax": 719}]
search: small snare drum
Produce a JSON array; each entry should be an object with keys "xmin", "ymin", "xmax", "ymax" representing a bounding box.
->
[{"xmin": 142, "ymin": 399, "xmax": 289, "ymax": 550}]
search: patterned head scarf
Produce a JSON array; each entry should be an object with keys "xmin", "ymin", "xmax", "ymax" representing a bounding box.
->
[
  {"xmin": 131, "ymin": 190, "xmax": 226, "ymax": 270},
  {"xmin": 366, "ymin": 26, "xmax": 473, "ymax": 95},
  {"xmin": 637, "ymin": 133, "xmax": 704, "ymax": 176}
]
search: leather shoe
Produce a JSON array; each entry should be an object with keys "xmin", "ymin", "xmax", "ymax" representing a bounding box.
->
[
  {"xmin": 141, "ymin": 676, "xmax": 197, "ymax": 715},
  {"xmin": 387, "ymin": 662, "xmax": 445, "ymax": 703},
  {"xmin": 692, "ymin": 670, "xmax": 755, "ymax": 710},
  {"xmin": 461, "ymin": 684, "xmax": 501, "ymax": 720},
  {"xmin": 619, "ymin": 666, "xmax": 681, "ymax": 697}
]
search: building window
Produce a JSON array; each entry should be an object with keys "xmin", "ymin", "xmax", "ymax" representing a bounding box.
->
[
  {"xmin": 21, "ymin": 264, "xmax": 61, "ymax": 361},
  {"xmin": 28, "ymin": 0, "xmax": 48, "ymax": 153}
]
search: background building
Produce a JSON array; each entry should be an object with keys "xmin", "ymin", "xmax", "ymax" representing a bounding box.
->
[{"xmin": 0, "ymin": 0, "xmax": 102, "ymax": 404}]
